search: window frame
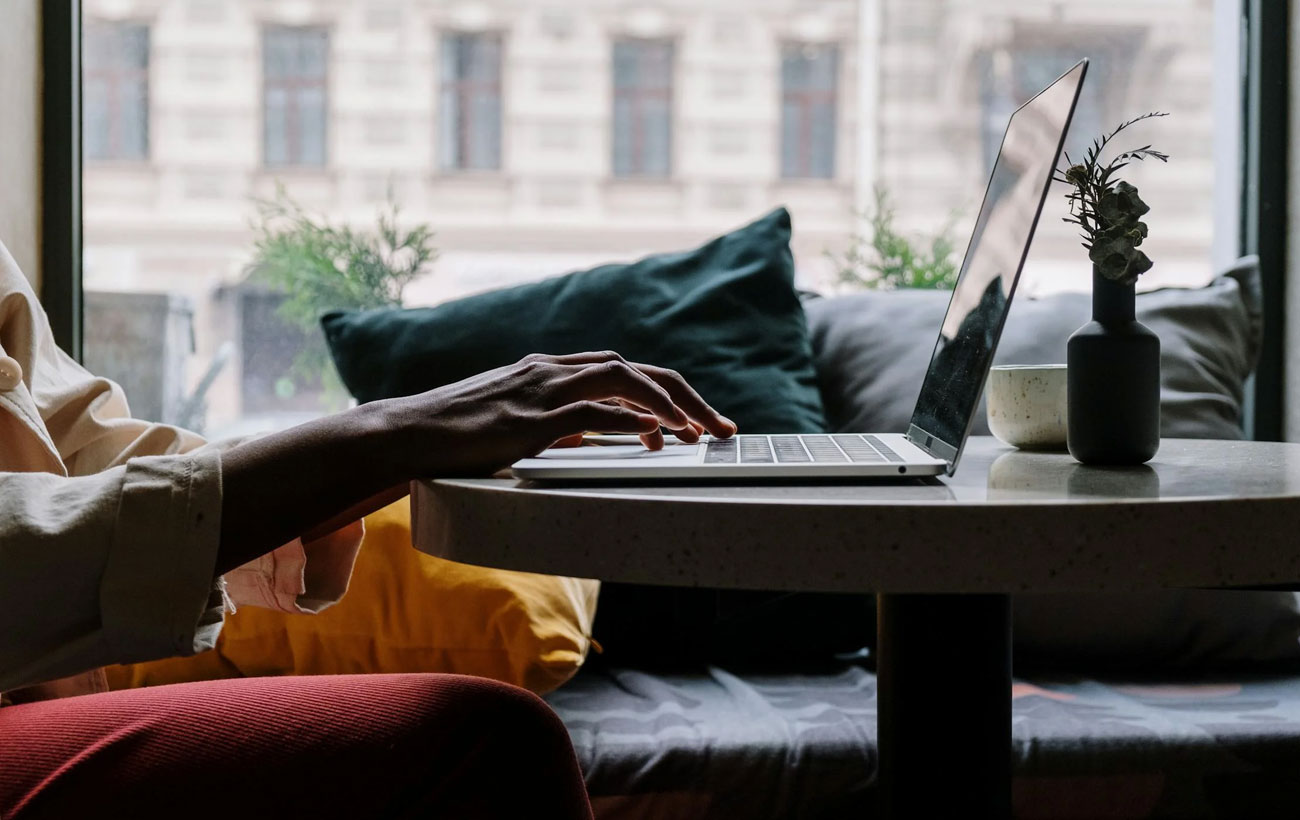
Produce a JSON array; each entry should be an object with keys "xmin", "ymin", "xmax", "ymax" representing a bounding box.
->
[
  {"xmin": 436, "ymin": 30, "xmax": 505, "ymax": 173},
  {"xmin": 779, "ymin": 41, "xmax": 840, "ymax": 181},
  {"xmin": 42, "ymin": 0, "xmax": 83, "ymax": 361},
  {"xmin": 1241, "ymin": 0, "xmax": 1288, "ymax": 440},
  {"xmin": 610, "ymin": 37, "xmax": 675, "ymax": 179},
  {"xmin": 42, "ymin": 3, "xmax": 1287, "ymax": 439},
  {"xmin": 260, "ymin": 24, "xmax": 332, "ymax": 170},
  {"xmin": 82, "ymin": 19, "xmax": 151, "ymax": 163}
]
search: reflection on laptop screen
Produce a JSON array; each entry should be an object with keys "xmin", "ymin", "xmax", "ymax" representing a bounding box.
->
[{"xmin": 909, "ymin": 61, "xmax": 1086, "ymax": 458}]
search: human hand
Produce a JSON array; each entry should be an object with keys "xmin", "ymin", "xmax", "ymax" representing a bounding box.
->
[{"xmin": 385, "ymin": 351, "xmax": 737, "ymax": 476}]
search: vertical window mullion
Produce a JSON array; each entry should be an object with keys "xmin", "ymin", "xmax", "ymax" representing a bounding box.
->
[{"xmin": 42, "ymin": 0, "xmax": 83, "ymax": 360}]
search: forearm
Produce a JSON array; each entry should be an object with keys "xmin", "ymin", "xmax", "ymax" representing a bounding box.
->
[
  {"xmin": 213, "ymin": 351, "xmax": 738, "ymax": 578},
  {"xmin": 216, "ymin": 400, "xmax": 409, "ymax": 575}
]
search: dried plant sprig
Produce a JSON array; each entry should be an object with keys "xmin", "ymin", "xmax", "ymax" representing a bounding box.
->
[{"xmin": 1053, "ymin": 112, "xmax": 1170, "ymax": 285}]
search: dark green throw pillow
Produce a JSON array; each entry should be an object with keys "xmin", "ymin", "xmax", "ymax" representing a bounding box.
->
[
  {"xmin": 322, "ymin": 209, "xmax": 867, "ymax": 665},
  {"xmin": 321, "ymin": 207, "xmax": 826, "ymax": 434}
]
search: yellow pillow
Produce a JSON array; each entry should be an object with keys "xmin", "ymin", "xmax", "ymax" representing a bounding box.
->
[{"xmin": 105, "ymin": 497, "xmax": 600, "ymax": 694}]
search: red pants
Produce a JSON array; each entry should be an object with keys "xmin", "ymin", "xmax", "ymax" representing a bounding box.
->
[{"xmin": 0, "ymin": 674, "xmax": 593, "ymax": 820}]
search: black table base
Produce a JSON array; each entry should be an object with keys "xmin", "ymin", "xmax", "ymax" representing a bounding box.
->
[{"xmin": 877, "ymin": 593, "xmax": 1012, "ymax": 818}]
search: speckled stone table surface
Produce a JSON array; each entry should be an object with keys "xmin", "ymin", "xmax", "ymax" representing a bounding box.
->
[{"xmin": 412, "ymin": 436, "xmax": 1300, "ymax": 594}]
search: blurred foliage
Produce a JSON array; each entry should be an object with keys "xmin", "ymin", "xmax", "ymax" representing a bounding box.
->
[
  {"xmin": 1054, "ymin": 112, "xmax": 1169, "ymax": 285},
  {"xmin": 829, "ymin": 188, "xmax": 960, "ymax": 291},
  {"xmin": 247, "ymin": 185, "xmax": 436, "ymax": 406}
]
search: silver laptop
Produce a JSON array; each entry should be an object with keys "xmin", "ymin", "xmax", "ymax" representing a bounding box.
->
[{"xmin": 513, "ymin": 60, "xmax": 1088, "ymax": 482}]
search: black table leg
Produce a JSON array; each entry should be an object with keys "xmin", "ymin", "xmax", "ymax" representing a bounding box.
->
[{"xmin": 876, "ymin": 593, "xmax": 1012, "ymax": 819}]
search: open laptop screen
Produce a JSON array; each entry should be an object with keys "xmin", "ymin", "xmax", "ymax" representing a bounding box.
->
[{"xmin": 908, "ymin": 60, "xmax": 1086, "ymax": 468}]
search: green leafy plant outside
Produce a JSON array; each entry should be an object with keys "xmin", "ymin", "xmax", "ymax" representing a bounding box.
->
[
  {"xmin": 829, "ymin": 188, "xmax": 960, "ymax": 291},
  {"xmin": 246, "ymin": 186, "xmax": 437, "ymax": 405},
  {"xmin": 1054, "ymin": 112, "xmax": 1169, "ymax": 285}
]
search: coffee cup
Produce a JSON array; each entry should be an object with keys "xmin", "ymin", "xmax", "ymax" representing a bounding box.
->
[{"xmin": 986, "ymin": 364, "xmax": 1068, "ymax": 450}]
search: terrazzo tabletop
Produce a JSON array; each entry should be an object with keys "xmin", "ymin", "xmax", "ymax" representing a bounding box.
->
[{"xmin": 411, "ymin": 436, "xmax": 1300, "ymax": 594}]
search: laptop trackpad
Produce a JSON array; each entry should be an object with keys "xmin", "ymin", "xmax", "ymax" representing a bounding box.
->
[{"xmin": 534, "ymin": 443, "xmax": 700, "ymax": 462}]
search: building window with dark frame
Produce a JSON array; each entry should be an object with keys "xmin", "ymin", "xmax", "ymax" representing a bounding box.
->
[
  {"xmin": 780, "ymin": 43, "xmax": 838, "ymax": 180},
  {"xmin": 438, "ymin": 32, "xmax": 503, "ymax": 171},
  {"xmin": 979, "ymin": 43, "xmax": 1130, "ymax": 175},
  {"xmin": 84, "ymin": 21, "xmax": 150, "ymax": 162},
  {"xmin": 612, "ymin": 39, "xmax": 674, "ymax": 178},
  {"xmin": 263, "ymin": 26, "xmax": 329, "ymax": 168}
]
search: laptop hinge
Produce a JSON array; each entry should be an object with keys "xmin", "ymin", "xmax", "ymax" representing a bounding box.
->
[{"xmin": 906, "ymin": 424, "xmax": 958, "ymax": 468}]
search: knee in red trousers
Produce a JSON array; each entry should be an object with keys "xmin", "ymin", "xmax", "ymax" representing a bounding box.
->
[{"xmin": 0, "ymin": 673, "xmax": 593, "ymax": 820}]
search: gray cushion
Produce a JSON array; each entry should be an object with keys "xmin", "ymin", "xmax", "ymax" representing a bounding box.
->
[
  {"xmin": 550, "ymin": 661, "xmax": 1300, "ymax": 818},
  {"xmin": 804, "ymin": 263, "xmax": 1300, "ymax": 669},
  {"xmin": 804, "ymin": 263, "xmax": 1261, "ymax": 439}
]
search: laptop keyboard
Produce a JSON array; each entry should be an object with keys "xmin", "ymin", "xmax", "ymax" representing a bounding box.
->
[{"xmin": 704, "ymin": 434, "xmax": 904, "ymax": 465}]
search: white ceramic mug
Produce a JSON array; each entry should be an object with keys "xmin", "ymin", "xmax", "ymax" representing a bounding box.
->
[{"xmin": 986, "ymin": 364, "xmax": 1068, "ymax": 450}]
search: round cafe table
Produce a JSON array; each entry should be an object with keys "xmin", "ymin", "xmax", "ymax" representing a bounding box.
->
[{"xmin": 411, "ymin": 436, "xmax": 1300, "ymax": 819}]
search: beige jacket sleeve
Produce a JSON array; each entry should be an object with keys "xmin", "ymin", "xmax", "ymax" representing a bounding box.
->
[
  {"xmin": 0, "ymin": 241, "xmax": 360, "ymax": 692},
  {"xmin": 0, "ymin": 454, "xmax": 225, "ymax": 692}
]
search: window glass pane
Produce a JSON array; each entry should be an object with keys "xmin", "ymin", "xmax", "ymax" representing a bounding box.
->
[
  {"xmin": 263, "ymin": 88, "xmax": 288, "ymax": 166},
  {"xmin": 611, "ymin": 96, "xmax": 634, "ymax": 176},
  {"xmin": 782, "ymin": 48, "xmax": 808, "ymax": 90},
  {"xmin": 642, "ymin": 97, "xmax": 672, "ymax": 177},
  {"xmin": 121, "ymin": 24, "xmax": 150, "ymax": 70},
  {"xmin": 468, "ymin": 36, "xmax": 501, "ymax": 82},
  {"xmin": 297, "ymin": 86, "xmax": 328, "ymax": 166},
  {"xmin": 298, "ymin": 29, "xmax": 329, "ymax": 75},
  {"xmin": 120, "ymin": 78, "xmax": 149, "ymax": 159},
  {"xmin": 83, "ymin": 77, "xmax": 112, "ymax": 160},
  {"xmin": 438, "ymin": 85, "xmax": 461, "ymax": 169},
  {"xmin": 470, "ymin": 92, "xmax": 501, "ymax": 169},
  {"xmin": 79, "ymin": 1, "xmax": 1219, "ymax": 438},
  {"xmin": 264, "ymin": 30, "xmax": 292, "ymax": 78},
  {"xmin": 809, "ymin": 101, "xmax": 835, "ymax": 179},
  {"xmin": 612, "ymin": 42, "xmax": 639, "ymax": 88}
]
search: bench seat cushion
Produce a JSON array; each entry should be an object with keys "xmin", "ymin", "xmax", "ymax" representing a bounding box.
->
[{"xmin": 549, "ymin": 663, "xmax": 1300, "ymax": 819}]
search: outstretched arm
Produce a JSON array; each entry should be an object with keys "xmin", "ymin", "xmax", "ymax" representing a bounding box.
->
[{"xmin": 215, "ymin": 351, "xmax": 735, "ymax": 575}]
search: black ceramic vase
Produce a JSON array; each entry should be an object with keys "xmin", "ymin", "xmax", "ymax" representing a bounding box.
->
[{"xmin": 1066, "ymin": 267, "xmax": 1160, "ymax": 464}]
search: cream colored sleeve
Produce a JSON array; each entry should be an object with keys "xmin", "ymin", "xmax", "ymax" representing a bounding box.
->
[
  {"xmin": 0, "ymin": 451, "xmax": 224, "ymax": 692},
  {"xmin": 22, "ymin": 311, "xmax": 362, "ymax": 615},
  {"xmin": 34, "ymin": 343, "xmax": 207, "ymax": 477}
]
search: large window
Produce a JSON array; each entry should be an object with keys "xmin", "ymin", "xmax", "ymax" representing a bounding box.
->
[
  {"xmin": 612, "ymin": 39, "xmax": 674, "ymax": 178},
  {"xmin": 83, "ymin": 21, "xmax": 150, "ymax": 161},
  {"xmin": 439, "ymin": 32, "xmax": 503, "ymax": 171},
  {"xmin": 263, "ymin": 26, "xmax": 329, "ymax": 168},
  {"xmin": 70, "ymin": 0, "xmax": 1222, "ymax": 438},
  {"xmin": 780, "ymin": 43, "xmax": 838, "ymax": 180}
]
